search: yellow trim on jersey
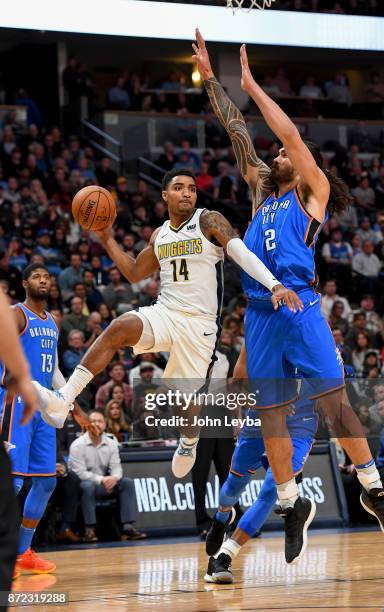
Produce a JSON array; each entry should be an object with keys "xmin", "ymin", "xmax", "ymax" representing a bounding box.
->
[{"xmin": 169, "ymin": 210, "xmax": 196, "ymax": 232}]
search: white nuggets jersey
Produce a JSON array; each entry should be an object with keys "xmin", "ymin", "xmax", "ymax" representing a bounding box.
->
[{"xmin": 154, "ymin": 208, "xmax": 224, "ymax": 319}]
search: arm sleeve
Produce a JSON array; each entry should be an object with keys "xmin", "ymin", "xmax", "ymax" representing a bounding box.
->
[
  {"xmin": 109, "ymin": 441, "xmax": 123, "ymax": 480},
  {"xmin": 226, "ymin": 238, "xmax": 280, "ymax": 292},
  {"xmin": 52, "ymin": 350, "xmax": 67, "ymax": 390},
  {"xmin": 68, "ymin": 442, "xmax": 103, "ymax": 484}
]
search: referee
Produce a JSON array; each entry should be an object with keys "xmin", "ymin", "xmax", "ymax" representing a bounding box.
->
[{"xmin": 0, "ymin": 289, "xmax": 37, "ymax": 608}]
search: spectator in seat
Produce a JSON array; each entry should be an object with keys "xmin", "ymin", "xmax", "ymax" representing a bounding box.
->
[
  {"xmin": 33, "ymin": 230, "xmax": 62, "ymax": 276},
  {"xmin": 328, "ymin": 300, "xmax": 349, "ymax": 335},
  {"xmin": 62, "ymin": 329, "xmax": 87, "ymax": 377},
  {"xmin": 351, "ymin": 331, "xmax": 371, "ymax": 374},
  {"xmin": 362, "ymin": 350, "xmax": 382, "ymax": 379},
  {"xmin": 68, "ymin": 411, "xmax": 145, "ymax": 543},
  {"xmin": 84, "ymin": 311, "xmax": 103, "ymax": 349},
  {"xmin": 58, "ymin": 253, "xmax": 84, "ymax": 299},
  {"xmin": 95, "ymin": 157, "xmax": 117, "ymax": 189},
  {"xmin": 196, "ymin": 161, "xmax": 215, "ymax": 193},
  {"xmin": 321, "ymin": 229, "xmax": 352, "ymax": 279},
  {"xmin": 7, "ymin": 236, "xmax": 27, "ymax": 271},
  {"xmin": 157, "ymin": 142, "xmax": 178, "ymax": 171},
  {"xmin": 0, "ymin": 250, "xmax": 23, "ymax": 301},
  {"xmin": 368, "ymin": 384, "xmax": 384, "ymax": 426},
  {"xmin": 326, "ymin": 73, "xmax": 353, "ymax": 109},
  {"xmin": 299, "ymin": 76, "xmax": 323, "ymax": 99},
  {"xmin": 90, "ymin": 255, "xmax": 109, "ymax": 287},
  {"xmin": 358, "ymin": 294, "xmax": 383, "ymax": 335},
  {"xmin": 98, "ymin": 303, "xmax": 113, "ymax": 329},
  {"xmin": 62, "ymin": 296, "xmax": 89, "ymax": 337},
  {"xmin": 213, "ymin": 162, "xmax": 237, "ymax": 204},
  {"xmin": 104, "ymin": 400, "xmax": 132, "ymax": 442},
  {"xmin": 352, "ymin": 239, "xmax": 382, "ymax": 294},
  {"xmin": 332, "ymin": 327, "xmax": 353, "ymax": 366},
  {"xmin": 272, "ymin": 68, "xmax": 294, "ymax": 97},
  {"xmin": 128, "ymin": 354, "xmax": 164, "ymax": 386},
  {"xmin": 356, "ymin": 217, "xmax": 381, "ymax": 246},
  {"xmin": 138, "ymin": 279, "xmax": 159, "ymax": 307},
  {"xmin": 83, "ymin": 269, "xmax": 104, "ymax": 311},
  {"xmin": 101, "ymin": 267, "xmax": 137, "ymax": 312},
  {"xmin": 95, "ymin": 361, "xmax": 132, "ymax": 412},
  {"xmin": 320, "ymin": 279, "xmax": 351, "ymax": 320},
  {"xmin": 352, "ymin": 175, "xmax": 376, "ymax": 211},
  {"xmin": 107, "ymin": 76, "xmax": 130, "ymax": 110},
  {"xmin": 108, "ymin": 383, "xmax": 133, "ymax": 420}
]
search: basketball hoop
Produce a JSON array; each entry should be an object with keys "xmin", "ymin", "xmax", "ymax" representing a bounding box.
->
[{"xmin": 227, "ymin": 0, "xmax": 276, "ymax": 11}]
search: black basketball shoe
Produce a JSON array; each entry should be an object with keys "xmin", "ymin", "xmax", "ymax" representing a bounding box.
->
[
  {"xmin": 204, "ymin": 554, "xmax": 233, "ymax": 584},
  {"xmin": 205, "ymin": 508, "xmax": 236, "ymax": 556},
  {"xmin": 275, "ymin": 496, "xmax": 316, "ymax": 564},
  {"xmin": 360, "ymin": 488, "xmax": 384, "ymax": 531}
]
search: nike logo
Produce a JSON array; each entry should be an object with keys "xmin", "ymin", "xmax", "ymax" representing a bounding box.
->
[
  {"xmin": 309, "ymin": 299, "xmax": 319, "ymax": 307},
  {"xmin": 29, "ymin": 317, "xmax": 37, "ymax": 320},
  {"xmin": 204, "ymin": 332, "xmax": 214, "ymax": 336},
  {"xmin": 161, "ymin": 233, "xmax": 168, "ymax": 239},
  {"xmin": 302, "ymin": 417, "xmax": 314, "ymax": 421}
]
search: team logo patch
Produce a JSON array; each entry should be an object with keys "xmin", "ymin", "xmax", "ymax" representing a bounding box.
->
[{"xmin": 186, "ymin": 224, "xmax": 196, "ymax": 231}]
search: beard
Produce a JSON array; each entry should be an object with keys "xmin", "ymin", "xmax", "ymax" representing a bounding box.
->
[
  {"xmin": 269, "ymin": 165, "xmax": 295, "ymax": 185},
  {"xmin": 28, "ymin": 287, "xmax": 48, "ymax": 301}
]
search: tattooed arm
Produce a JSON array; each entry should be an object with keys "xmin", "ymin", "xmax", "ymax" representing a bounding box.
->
[
  {"xmin": 192, "ymin": 29, "xmax": 271, "ymax": 213},
  {"xmin": 200, "ymin": 210, "xmax": 303, "ymax": 312}
]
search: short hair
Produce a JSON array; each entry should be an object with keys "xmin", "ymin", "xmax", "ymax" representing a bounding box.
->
[
  {"xmin": 108, "ymin": 360, "xmax": 124, "ymax": 372},
  {"xmin": 22, "ymin": 263, "xmax": 49, "ymax": 281},
  {"xmin": 162, "ymin": 168, "xmax": 196, "ymax": 191},
  {"xmin": 68, "ymin": 329, "xmax": 84, "ymax": 341}
]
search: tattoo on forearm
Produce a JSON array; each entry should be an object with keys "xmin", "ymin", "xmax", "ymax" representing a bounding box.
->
[
  {"xmin": 200, "ymin": 210, "xmax": 236, "ymax": 245},
  {"xmin": 204, "ymin": 77, "xmax": 273, "ymax": 214},
  {"xmin": 205, "ymin": 77, "xmax": 262, "ymax": 175}
]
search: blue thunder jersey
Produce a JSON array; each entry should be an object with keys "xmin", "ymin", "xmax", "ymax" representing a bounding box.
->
[
  {"xmin": 0, "ymin": 303, "xmax": 58, "ymax": 476},
  {"xmin": 0, "ymin": 303, "xmax": 58, "ymax": 392},
  {"xmin": 242, "ymin": 187, "xmax": 327, "ymax": 299}
]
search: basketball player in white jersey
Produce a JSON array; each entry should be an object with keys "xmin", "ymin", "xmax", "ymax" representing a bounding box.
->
[{"xmin": 33, "ymin": 168, "xmax": 302, "ymax": 477}]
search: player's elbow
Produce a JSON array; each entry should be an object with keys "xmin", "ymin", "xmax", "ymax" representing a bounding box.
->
[{"xmin": 282, "ymin": 125, "xmax": 301, "ymax": 147}]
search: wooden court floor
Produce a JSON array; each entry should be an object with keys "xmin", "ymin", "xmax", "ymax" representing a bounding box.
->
[{"xmin": 11, "ymin": 531, "xmax": 384, "ymax": 612}]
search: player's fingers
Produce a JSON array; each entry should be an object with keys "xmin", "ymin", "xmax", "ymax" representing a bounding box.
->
[
  {"xmin": 286, "ymin": 294, "xmax": 296, "ymax": 313},
  {"xmin": 292, "ymin": 292, "xmax": 303, "ymax": 311},
  {"xmin": 196, "ymin": 28, "xmax": 205, "ymax": 48},
  {"xmin": 192, "ymin": 43, "xmax": 198, "ymax": 54},
  {"xmin": 272, "ymin": 296, "xmax": 278, "ymax": 310}
]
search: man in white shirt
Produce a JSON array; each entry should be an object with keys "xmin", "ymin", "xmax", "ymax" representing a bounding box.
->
[
  {"xmin": 69, "ymin": 411, "xmax": 146, "ymax": 542},
  {"xmin": 352, "ymin": 240, "xmax": 382, "ymax": 279},
  {"xmin": 320, "ymin": 279, "xmax": 352, "ymax": 319}
]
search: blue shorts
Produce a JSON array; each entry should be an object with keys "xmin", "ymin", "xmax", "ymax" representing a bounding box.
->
[
  {"xmin": 230, "ymin": 434, "xmax": 313, "ymax": 478},
  {"xmin": 1, "ymin": 396, "xmax": 56, "ymax": 476},
  {"xmin": 245, "ymin": 289, "xmax": 344, "ymax": 409}
]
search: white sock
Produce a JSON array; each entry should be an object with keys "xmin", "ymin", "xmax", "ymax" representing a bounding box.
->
[
  {"xmin": 180, "ymin": 437, "xmax": 199, "ymax": 447},
  {"xmin": 277, "ymin": 477, "xmax": 299, "ymax": 510},
  {"xmin": 214, "ymin": 538, "xmax": 241, "ymax": 560},
  {"xmin": 61, "ymin": 365, "xmax": 94, "ymax": 404},
  {"xmin": 356, "ymin": 463, "xmax": 383, "ymax": 492}
]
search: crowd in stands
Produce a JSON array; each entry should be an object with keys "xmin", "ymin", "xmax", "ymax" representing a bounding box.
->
[{"xmin": 62, "ymin": 58, "xmax": 382, "ymax": 120}]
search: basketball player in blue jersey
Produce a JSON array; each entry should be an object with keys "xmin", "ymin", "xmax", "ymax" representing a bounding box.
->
[
  {"xmin": 204, "ymin": 345, "xmax": 317, "ymax": 583},
  {"xmin": 193, "ymin": 29, "xmax": 384, "ymax": 564},
  {"xmin": 33, "ymin": 168, "xmax": 302, "ymax": 480},
  {"xmin": 0, "ymin": 263, "xmax": 90, "ymax": 575}
]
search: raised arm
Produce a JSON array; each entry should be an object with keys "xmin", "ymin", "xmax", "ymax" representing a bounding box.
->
[
  {"xmin": 193, "ymin": 29, "xmax": 271, "ymax": 212},
  {"xmin": 200, "ymin": 210, "xmax": 303, "ymax": 312},
  {"xmin": 94, "ymin": 227, "xmax": 160, "ymax": 283},
  {"xmin": 239, "ymin": 44, "xmax": 329, "ymax": 219}
]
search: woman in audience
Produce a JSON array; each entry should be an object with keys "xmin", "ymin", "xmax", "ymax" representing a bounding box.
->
[
  {"xmin": 328, "ymin": 300, "xmax": 349, "ymax": 335},
  {"xmin": 352, "ymin": 331, "xmax": 371, "ymax": 374},
  {"xmin": 104, "ymin": 399, "xmax": 132, "ymax": 442}
]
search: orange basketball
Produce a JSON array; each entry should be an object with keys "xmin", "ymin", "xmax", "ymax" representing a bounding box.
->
[{"xmin": 72, "ymin": 185, "xmax": 116, "ymax": 231}]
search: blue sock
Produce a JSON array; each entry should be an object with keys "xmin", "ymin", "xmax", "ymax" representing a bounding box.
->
[
  {"xmin": 18, "ymin": 526, "xmax": 36, "ymax": 555},
  {"xmin": 18, "ymin": 476, "xmax": 57, "ymax": 554},
  {"xmin": 215, "ymin": 510, "xmax": 231, "ymax": 524}
]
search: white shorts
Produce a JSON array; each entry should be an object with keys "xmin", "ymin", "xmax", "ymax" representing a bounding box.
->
[{"xmin": 131, "ymin": 302, "xmax": 219, "ymax": 380}]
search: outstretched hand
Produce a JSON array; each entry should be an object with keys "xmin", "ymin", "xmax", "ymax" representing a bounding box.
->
[
  {"xmin": 271, "ymin": 284, "xmax": 303, "ymax": 313},
  {"xmin": 192, "ymin": 28, "xmax": 214, "ymax": 81},
  {"xmin": 240, "ymin": 44, "xmax": 255, "ymax": 94}
]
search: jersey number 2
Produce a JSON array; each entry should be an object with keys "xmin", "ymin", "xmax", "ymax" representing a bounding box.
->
[
  {"xmin": 171, "ymin": 259, "xmax": 189, "ymax": 281},
  {"xmin": 265, "ymin": 229, "xmax": 276, "ymax": 251},
  {"xmin": 42, "ymin": 353, "xmax": 53, "ymax": 373}
]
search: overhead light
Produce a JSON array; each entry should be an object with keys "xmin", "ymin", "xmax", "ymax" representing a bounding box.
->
[{"xmin": 192, "ymin": 68, "xmax": 201, "ymax": 85}]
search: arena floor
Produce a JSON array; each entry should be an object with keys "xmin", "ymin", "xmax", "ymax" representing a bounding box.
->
[{"xmin": 10, "ymin": 529, "xmax": 384, "ymax": 612}]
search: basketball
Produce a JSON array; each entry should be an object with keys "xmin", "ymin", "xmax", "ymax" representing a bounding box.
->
[{"xmin": 72, "ymin": 185, "xmax": 116, "ymax": 231}]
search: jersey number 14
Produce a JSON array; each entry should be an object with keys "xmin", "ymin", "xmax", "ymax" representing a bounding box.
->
[{"xmin": 171, "ymin": 259, "xmax": 189, "ymax": 282}]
